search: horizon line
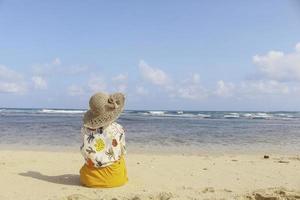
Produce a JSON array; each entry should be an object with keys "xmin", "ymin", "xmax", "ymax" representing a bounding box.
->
[{"xmin": 1, "ymin": 107, "xmax": 299, "ymax": 112}]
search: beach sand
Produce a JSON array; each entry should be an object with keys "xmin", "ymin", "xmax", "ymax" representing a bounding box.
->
[{"xmin": 0, "ymin": 150, "xmax": 300, "ymax": 200}]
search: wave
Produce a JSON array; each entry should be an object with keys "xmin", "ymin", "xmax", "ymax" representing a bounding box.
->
[
  {"xmin": 123, "ymin": 111, "xmax": 297, "ymax": 120},
  {"xmin": 135, "ymin": 111, "xmax": 212, "ymax": 119},
  {"xmin": 176, "ymin": 111, "xmax": 211, "ymax": 118},
  {"xmin": 252, "ymin": 113, "xmax": 272, "ymax": 119},
  {"xmin": 243, "ymin": 113, "xmax": 254, "ymax": 118},
  {"xmin": 197, "ymin": 114, "xmax": 211, "ymax": 118},
  {"xmin": 0, "ymin": 108, "xmax": 36, "ymax": 114},
  {"xmin": 39, "ymin": 109, "xmax": 86, "ymax": 114},
  {"xmin": 224, "ymin": 113, "xmax": 240, "ymax": 119},
  {"xmin": 148, "ymin": 111, "xmax": 165, "ymax": 115},
  {"xmin": 1, "ymin": 108, "xmax": 298, "ymax": 120},
  {"xmin": 274, "ymin": 113, "xmax": 294, "ymax": 118},
  {"xmin": 180, "ymin": 114, "xmax": 196, "ymax": 117}
]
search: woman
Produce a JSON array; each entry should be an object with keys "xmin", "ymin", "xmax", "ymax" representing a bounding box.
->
[{"xmin": 79, "ymin": 92, "xmax": 128, "ymax": 188}]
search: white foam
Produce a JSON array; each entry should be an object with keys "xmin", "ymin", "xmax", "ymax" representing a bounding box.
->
[
  {"xmin": 148, "ymin": 111, "xmax": 165, "ymax": 115},
  {"xmin": 252, "ymin": 113, "xmax": 272, "ymax": 119},
  {"xmin": 243, "ymin": 113, "xmax": 256, "ymax": 118},
  {"xmin": 180, "ymin": 114, "xmax": 196, "ymax": 117},
  {"xmin": 243, "ymin": 113, "xmax": 253, "ymax": 118},
  {"xmin": 197, "ymin": 114, "xmax": 211, "ymax": 118},
  {"xmin": 139, "ymin": 112, "xmax": 149, "ymax": 115},
  {"xmin": 224, "ymin": 113, "xmax": 240, "ymax": 118},
  {"xmin": 274, "ymin": 113, "xmax": 294, "ymax": 118},
  {"xmin": 40, "ymin": 109, "xmax": 86, "ymax": 114},
  {"xmin": 147, "ymin": 111, "xmax": 201, "ymax": 118}
]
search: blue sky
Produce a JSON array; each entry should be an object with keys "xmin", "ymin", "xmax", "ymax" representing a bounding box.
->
[{"xmin": 1, "ymin": 0, "xmax": 300, "ymax": 110}]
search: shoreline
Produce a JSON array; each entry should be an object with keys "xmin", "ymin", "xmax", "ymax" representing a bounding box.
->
[
  {"xmin": 0, "ymin": 150, "xmax": 299, "ymax": 200},
  {"xmin": 0, "ymin": 144, "xmax": 299, "ymax": 156}
]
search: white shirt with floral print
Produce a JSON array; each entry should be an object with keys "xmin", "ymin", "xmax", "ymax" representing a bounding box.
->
[{"xmin": 80, "ymin": 122, "xmax": 126, "ymax": 168}]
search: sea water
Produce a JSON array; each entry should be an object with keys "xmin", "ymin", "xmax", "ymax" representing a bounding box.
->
[{"xmin": 0, "ymin": 108, "xmax": 300, "ymax": 154}]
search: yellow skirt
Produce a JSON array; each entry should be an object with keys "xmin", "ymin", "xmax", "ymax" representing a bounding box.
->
[{"xmin": 80, "ymin": 157, "xmax": 128, "ymax": 188}]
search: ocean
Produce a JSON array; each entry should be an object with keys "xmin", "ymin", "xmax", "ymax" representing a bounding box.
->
[{"xmin": 0, "ymin": 108, "xmax": 300, "ymax": 154}]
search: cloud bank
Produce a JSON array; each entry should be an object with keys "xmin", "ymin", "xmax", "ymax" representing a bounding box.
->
[
  {"xmin": 1, "ymin": 42, "xmax": 300, "ymax": 110},
  {"xmin": 253, "ymin": 43, "xmax": 300, "ymax": 82},
  {"xmin": 0, "ymin": 65, "xmax": 27, "ymax": 94}
]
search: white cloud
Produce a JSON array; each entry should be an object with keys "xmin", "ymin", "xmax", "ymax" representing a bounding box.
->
[
  {"xmin": 175, "ymin": 74, "xmax": 208, "ymax": 100},
  {"xmin": 213, "ymin": 80, "xmax": 290, "ymax": 98},
  {"xmin": 68, "ymin": 85, "xmax": 85, "ymax": 96},
  {"xmin": 240, "ymin": 80, "xmax": 290, "ymax": 96},
  {"xmin": 136, "ymin": 86, "xmax": 148, "ymax": 96},
  {"xmin": 88, "ymin": 76, "xmax": 107, "ymax": 93},
  {"xmin": 53, "ymin": 57, "xmax": 61, "ymax": 65},
  {"xmin": 115, "ymin": 83, "xmax": 127, "ymax": 92},
  {"xmin": 33, "ymin": 58, "xmax": 89, "ymax": 77},
  {"xmin": 139, "ymin": 60, "xmax": 170, "ymax": 86},
  {"xmin": 215, "ymin": 80, "xmax": 235, "ymax": 97},
  {"xmin": 191, "ymin": 73, "xmax": 200, "ymax": 83},
  {"xmin": 136, "ymin": 50, "xmax": 300, "ymax": 102},
  {"xmin": 0, "ymin": 65, "xmax": 23, "ymax": 80},
  {"xmin": 290, "ymin": 84, "xmax": 300, "ymax": 92},
  {"xmin": 296, "ymin": 43, "xmax": 300, "ymax": 52},
  {"xmin": 32, "ymin": 76, "xmax": 47, "ymax": 90},
  {"xmin": 112, "ymin": 74, "xmax": 127, "ymax": 82},
  {"xmin": 68, "ymin": 65, "xmax": 89, "ymax": 75},
  {"xmin": 176, "ymin": 85, "xmax": 208, "ymax": 100},
  {"xmin": 0, "ymin": 65, "xmax": 27, "ymax": 94},
  {"xmin": 32, "ymin": 58, "xmax": 59, "ymax": 76},
  {"xmin": 138, "ymin": 62, "xmax": 209, "ymax": 100},
  {"xmin": 0, "ymin": 82, "xmax": 26, "ymax": 94},
  {"xmin": 253, "ymin": 42, "xmax": 300, "ymax": 81},
  {"xmin": 112, "ymin": 74, "xmax": 128, "ymax": 92}
]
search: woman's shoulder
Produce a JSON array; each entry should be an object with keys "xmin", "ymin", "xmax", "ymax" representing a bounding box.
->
[
  {"xmin": 81, "ymin": 126, "xmax": 88, "ymax": 135},
  {"xmin": 81, "ymin": 123, "xmax": 124, "ymax": 134},
  {"xmin": 108, "ymin": 122, "xmax": 125, "ymax": 133},
  {"xmin": 81, "ymin": 126, "xmax": 103, "ymax": 135},
  {"xmin": 111, "ymin": 122, "xmax": 123, "ymax": 128}
]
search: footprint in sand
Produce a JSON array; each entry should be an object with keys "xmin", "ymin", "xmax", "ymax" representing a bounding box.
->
[
  {"xmin": 64, "ymin": 194, "xmax": 93, "ymax": 200},
  {"xmin": 277, "ymin": 160, "xmax": 289, "ymax": 164},
  {"xmin": 224, "ymin": 189, "xmax": 232, "ymax": 193},
  {"xmin": 246, "ymin": 188, "xmax": 300, "ymax": 200},
  {"xmin": 288, "ymin": 156, "xmax": 300, "ymax": 161},
  {"xmin": 202, "ymin": 187, "xmax": 215, "ymax": 193},
  {"xmin": 157, "ymin": 192, "xmax": 173, "ymax": 200},
  {"xmin": 64, "ymin": 192, "xmax": 174, "ymax": 200}
]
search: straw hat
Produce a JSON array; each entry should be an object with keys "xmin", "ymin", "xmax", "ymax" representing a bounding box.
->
[{"xmin": 83, "ymin": 92, "xmax": 125, "ymax": 129}]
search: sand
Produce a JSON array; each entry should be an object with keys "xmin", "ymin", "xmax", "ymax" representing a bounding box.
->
[{"xmin": 0, "ymin": 150, "xmax": 300, "ymax": 200}]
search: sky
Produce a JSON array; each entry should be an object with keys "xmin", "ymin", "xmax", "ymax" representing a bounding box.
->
[{"xmin": 0, "ymin": 0, "xmax": 300, "ymax": 111}]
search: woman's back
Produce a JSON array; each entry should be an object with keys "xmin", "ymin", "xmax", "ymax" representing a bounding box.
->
[{"xmin": 80, "ymin": 122, "xmax": 126, "ymax": 168}]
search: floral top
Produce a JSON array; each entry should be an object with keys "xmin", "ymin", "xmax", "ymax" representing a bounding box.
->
[{"xmin": 80, "ymin": 122, "xmax": 126, "ymax": 168}]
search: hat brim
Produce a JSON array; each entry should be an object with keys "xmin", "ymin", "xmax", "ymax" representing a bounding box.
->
[{"xmin": 83, "ymin": 93, "xmax": 125, "ymax": 129}]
